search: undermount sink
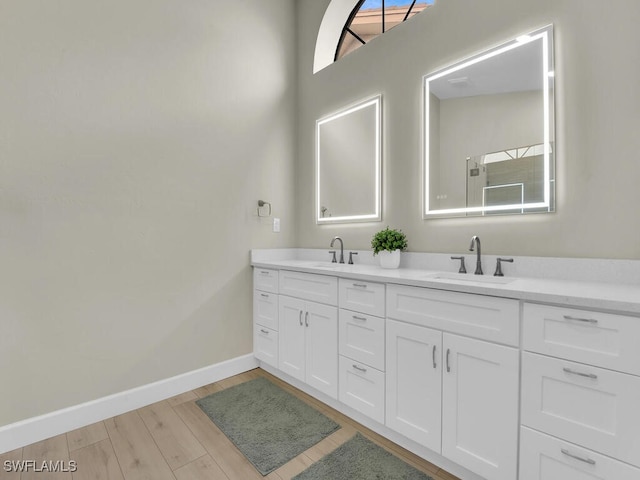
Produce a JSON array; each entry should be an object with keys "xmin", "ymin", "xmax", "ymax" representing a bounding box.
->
[
  {"xmin": 308, "ymin": 262, "xmax": 344, "ymax": 269},
  {"xmin": 423, "ymin": 271, "xmax": 516, "ymax": 285}
]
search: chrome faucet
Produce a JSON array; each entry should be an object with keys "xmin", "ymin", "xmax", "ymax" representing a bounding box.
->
[
  {"xmin": 330, "ymin": 236, "xmax": 345, "ymax": 264},
  {"xmin": 469, "ymin": 236, "xmax": 483, "ymax": 275}
]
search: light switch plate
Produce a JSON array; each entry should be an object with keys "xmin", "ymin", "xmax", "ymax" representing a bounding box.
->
[{"xmin": 273, "ymin": 217, "xmax": 280, "ymax": 233}]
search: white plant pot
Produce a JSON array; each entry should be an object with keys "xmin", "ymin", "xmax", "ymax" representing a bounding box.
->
[{"xmin": 378, "ymin": 250, "xmax": 401, "ymax": 269}]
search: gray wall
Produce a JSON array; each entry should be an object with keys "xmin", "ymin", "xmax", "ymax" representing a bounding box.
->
[
  {"xmin": 0, "ymin": 0, "xmax": 296, "ymax": 426},
  {"xmin": 296, "ymin": 0, "xmax": 640, "ymax": 259}
]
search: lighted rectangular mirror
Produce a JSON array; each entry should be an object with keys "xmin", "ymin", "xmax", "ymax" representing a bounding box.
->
[
  {"xmin": 316, "ymin": 95, "xmax": 382, "ymax": 224},
  {"xmin": 423, "ymin": 25, "xmax": 555, "ymax": 218}
]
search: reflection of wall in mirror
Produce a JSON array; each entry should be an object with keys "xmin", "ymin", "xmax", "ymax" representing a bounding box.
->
[
  {"xmin": 431, "ymin": 90, "xmax": 542, "ymax": 210},
  {"xmin": 319, "ymin": 105, "xmax": 377, "ymax": 218}
]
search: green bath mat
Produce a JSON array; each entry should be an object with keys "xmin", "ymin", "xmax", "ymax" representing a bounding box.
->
[
  {"xmin": 293, "ymin": 433, "xmax": 434, "ymax": 480},
  {"xmin": 196, "ymin": 377, "xmax": 340, "ymax": 475}
]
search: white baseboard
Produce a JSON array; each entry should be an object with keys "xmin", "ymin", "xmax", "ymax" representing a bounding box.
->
[{"xmin": 0, "ymin": 354, "xmax": 258, "ymax": 454}]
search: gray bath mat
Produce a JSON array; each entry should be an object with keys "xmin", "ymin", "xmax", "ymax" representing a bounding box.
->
[
  {"xmin": 196, "ymin": 376, "xmax": 340, "ymax": 475},
  {"xmin": 293, "ymin": 433, "xmax": 434, "ymax": 480}
]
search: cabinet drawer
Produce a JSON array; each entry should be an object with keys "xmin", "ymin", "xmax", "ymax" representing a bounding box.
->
[
  {"xmin": 386, "ymin": 284, "xmax": 519, "ymax": 346},
  {"xmin": 523, "ymin": 303, "xmax": 640, "ymax": 375},
  {"xmin": 338, "ymin": 309, "xmax": 385, "ymax": 371},
  {"xmin": 339, "ymin": 355, "xmax": 385, "ymax": 424},
  {"xmin": 254, "ymin": 325, "xmax": 278, "ymax": 368},
  {"xmin": 338, "ymin": 279, "xmax": 385, "ymax": 317},
  {"xmin": 279, "ymin": 270, "xmax": 338, "ymax": 306},
  {"xmin": 253, "ymin": 268, "xmax": 279, "ymax": 293},
  {"xmin": 520, "ymin": 426, "xmax": 640, "ymax": 480},
  {"xmin": 521, "ymin": 352, "xmax": 640, "ymax": 467},
  {"xmin": 253, "ymin": 290, "xmax": 278, "ymax": 330}
]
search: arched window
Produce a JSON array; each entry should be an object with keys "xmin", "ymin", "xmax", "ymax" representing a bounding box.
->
[
  {"xmin": 336, "ymin": 1, "xmax": 435, "ymax": 60},
  {"xmin": 314, "ymin": 0, "xmax": 435, "ymax": 74}
]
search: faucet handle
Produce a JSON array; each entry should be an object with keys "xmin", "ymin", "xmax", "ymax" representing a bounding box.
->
[
  {"xmin": 451, "ymin": 256, "xmax": 467, "ymax": 274},
  {"xmin": 494, "ymin": 257, "xmax": 514, "ymax": 277},
  {"xmin": 328, "ymin": 251, "xmax": 337, "ymax": 263},
  {"xmin": 348, "ymin": 251, "xmax": 358, "ymax": 265}
]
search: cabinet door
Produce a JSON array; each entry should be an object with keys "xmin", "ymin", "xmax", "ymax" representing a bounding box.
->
[
  {"xmin": 520, "ymin": 426, "xmax": 640, "ymax": 480},
  {"xmin": 253, "ymin": 290, "xmax": 278, "ymax": 330},
  {"xmin": 385, "ymin": 319, "xmax": 442, "ymax": 452},
  {"xmin": 278, "ymin": 296, "xmax": 306, "ymax": 382},
  {"xmin": 254, "ymin": 324, "xmax": 278, "ymax": 368},
  {"xmin": 523, "ymin": 303, "xmax": 640, "ymax": 376},
  {"xmin": 521, "ymin": 352, "xmax": 640, "ymax": 468},
  {"xmin": 253, "ymin": 268, "xmax": 279, "ymax": 293},
  {"xmin": 338, "ymin": 278, "xmax": 386, "ymax": 317},
  {"xmin": 305, "ymin": 301, "xmax": 338, "ymax": 399},
  {"xmin": 339, "ymin": 355, "xmax": 385, "ymax": 424},
  {"xmin": 339, "ymin": 309, "xmax": 385, "ymax": 371},
  {"xmin": 442, "ymin": 334, "xmax": 519, "ymax": 480},
  {"xmin": 279, "ymin": 270, "xmax": 338, "ymax": 305}
]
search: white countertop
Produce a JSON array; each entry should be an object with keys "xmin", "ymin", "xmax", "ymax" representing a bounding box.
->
[{"xmin": 251, "ymin": 252, "xmax": 640, "ymax": 315}]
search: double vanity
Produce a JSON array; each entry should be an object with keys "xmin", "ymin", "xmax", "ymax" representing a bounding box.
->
[{"xmin": 252, "ymin": 249, "xmax": 640, "ymax": 480}]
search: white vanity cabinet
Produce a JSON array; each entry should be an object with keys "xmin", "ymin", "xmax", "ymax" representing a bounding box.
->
[
  {"xmin": 338, "ymin": 279, "xmax": 386, "ymax": 423},
  {"xmin": 253, "ymin": 268, "xmax": 279, "ymax": 367},
  {"xmin": 520, "ymin": 302, "xmax": 640, "ymax": 478},
  {"xmin": 386, "ymin": 284, "xmax": 520, "ymax": 480},
  {"xmin": 277, "ymin": 271, "xmax": 339, "ymax": 399},
  {"xmin": 253, "ymin": 260, "xmax": 640, "ymax": 480}
]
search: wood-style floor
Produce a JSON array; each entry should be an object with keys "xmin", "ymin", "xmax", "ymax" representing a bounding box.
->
[{"xmin": 0, "ymin": 368, "xmax": 461, "ymax": 480}]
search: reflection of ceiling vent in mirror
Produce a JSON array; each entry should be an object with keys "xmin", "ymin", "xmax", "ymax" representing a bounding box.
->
[{"xmin": 447, "ymin": 76, "xmax": 470, "ymax": 88}]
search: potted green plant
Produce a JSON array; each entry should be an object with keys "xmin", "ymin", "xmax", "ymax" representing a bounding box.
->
[{"xmin": 371, "ymin": 227, "xmax": 408, "ymax": 269}]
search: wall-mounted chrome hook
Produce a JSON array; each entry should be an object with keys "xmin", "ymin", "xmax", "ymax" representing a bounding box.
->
[{"xmin": 257, "ymin": 200, "xmax": 272, "ymax": 217}]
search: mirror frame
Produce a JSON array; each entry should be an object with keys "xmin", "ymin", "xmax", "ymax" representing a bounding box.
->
[
  {"xmin": 422, "ymin": 25, "xmax": 555, "ymax": 218},
  {"xmin": 316, "ymin": 94, "xmax": 382, "ymax": 224}
]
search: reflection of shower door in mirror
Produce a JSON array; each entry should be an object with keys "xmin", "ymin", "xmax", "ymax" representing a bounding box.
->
[{"xmin": 466, "ymin": 144, "xmax": 548, "ymax": 216}]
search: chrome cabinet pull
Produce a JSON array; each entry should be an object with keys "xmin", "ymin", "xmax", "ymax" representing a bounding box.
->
[
  {"xmin": 352, "ymin": 315, "xmax": 367, "ymax": 321},
  {"xmin": 260, "ymin": 329, "xmax": 269, "ymax": 334},
  {"xmin": 352, "ymin": 283, "xmax": 368, "ymax": 288},
  {"xmin": 563, "ymin": 315, "xmax": 598, "ymax": 325},
  {"xmin": 432, "ymin": 345, "xmax": 437, "ymax": 369},
  {"xmin": 305, "ymin": 311, "xmax": 309, "ymax": 327},
  {"xmin": 299, "ymin": 311, "xmax": 303, "ymax": 326},
  {"xmin": 260, "ymin": 293, "xmax": 269, "ymax": 298},
  {"xmin": 563, "ymin": 367, "xmax": 598, "ymax": 380},
  {"xmin": 260, "ymin": 270, "xmax": 271, "ymax": 275},
  {"xmin": 561, "ymin": 448, "xmax": 596, "ymax": 465},
  {"xmin": 352, "ymin": 364, "xmax": 367, "ymax": 373},
  {"xmin": 446, "ymin": 349, "xmax": 451, "ymax": 373}
]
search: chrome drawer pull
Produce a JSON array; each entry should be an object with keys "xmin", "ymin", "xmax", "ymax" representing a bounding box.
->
[
  {"xmin": 260, "ymin": 293, "xmax": 269, "ymax": 298},
  {"xmin": 563, "ymin": 367, "xmax": 598, "ymax": 380},
  {"xmin": 352, "ymin": 364, "xmax": 367, "ymax": 373},
  {"xmin": 352, "ymin": 315, "xmax": 367, "ymax": 321},
  {"xmin": 563, "ymin": 315, "xmax": 598, "ymax": 324},
  {"xmin": 352, "ymin": 283, "xmax": 368, "ymax": 288},
  {"xmin": 260, "ymin": 270, "xmax": 271, "ymax": 275},
  {"xmin": 561, "ymin": 448, "xmax": 596, "ymax": 465},
  {"xmin": 260, "ymin": 329, "xmax": 269, "ymax": 335},
  {"xmin": 446, "ymin": 349, "xmax": 451, "ymax": 373},
  {"xmin": 305, "ymin": 311, "xmax": 309, "ymax": 327},
  {"xmin": 299, "ymin": 311, "xmax": 303, "ymax": 326},
  {"xmin": 432, "ymin": 345, "xmax": 437, "ymax": 369}
]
